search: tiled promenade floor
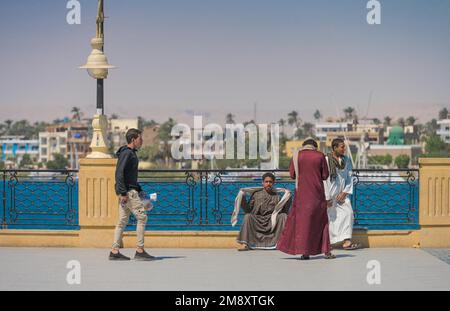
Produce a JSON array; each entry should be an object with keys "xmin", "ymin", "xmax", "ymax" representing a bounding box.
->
[{"xmin": 0, "ymin": 247, "xmax": 449, "ymax": 291}]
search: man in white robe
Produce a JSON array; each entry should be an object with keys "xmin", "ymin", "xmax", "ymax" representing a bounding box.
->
[{"xmin": 324, "ymin": 138, "xmax": 361, "ymax": 250}]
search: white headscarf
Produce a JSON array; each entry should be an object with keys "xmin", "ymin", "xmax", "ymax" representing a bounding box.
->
[{"xmin": 231, "ymin": 187, "xmax": 291, "ymax": 231}]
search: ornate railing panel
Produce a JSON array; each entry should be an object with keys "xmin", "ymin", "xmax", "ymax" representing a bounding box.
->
[
  {"xmin": 1, "ymin": 170, "xmax": 79, "ymax": 229},
  {"xmin": 352, "ymin": 169, "xmax": 419, "ymax": 230}
]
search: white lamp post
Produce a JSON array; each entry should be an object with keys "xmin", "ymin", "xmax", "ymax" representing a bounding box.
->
[{"xmin": 80, "ymin": 0, "xmax": 115, "ymax": 159}]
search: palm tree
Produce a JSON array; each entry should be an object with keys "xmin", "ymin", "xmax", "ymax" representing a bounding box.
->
[
  {"xmin": 158, "ymin": 118, "xmax": 177, "ymax": 167},
  {"xmin": 373, "ymin": 118, "xmax": 381, "ymax": 125},
  {"xmin": 343, "ymin": 107, "xmax": 355, "ymax": 121},
  {"xmin": 302, "ymin": 122, "xmax": 315, "ymax": 137},
  {"xmin": 278, "ymin": 119, "xmax": 286, "ymax": 136},
  {"xmin": 406, "ymin": 116, "xmax": 417, "ymax": 126},
  {"xmin": 287, "ymin": 111, "xmax": 301, "ymax": 128},
  {"xmin": 71, "ymin": 107, "xmax": 82, "ymax": 122},
  {"xmin": 397, "ymin": 118, "xmax": 406, "ymax": 128},
  {"xmin": 4, "ymin": 119, "xmax": 13, "ymax": 134},
  {"xmin": 313, "ymin": 110, "xmax": 322, "ymax": 122},
  {"xmin": 226, "ymin": 113, "xmax": 235, "ymax": 124},
  {"xmin": 384, "ymin": 116, "xmax": 392, "ymax": 126}
]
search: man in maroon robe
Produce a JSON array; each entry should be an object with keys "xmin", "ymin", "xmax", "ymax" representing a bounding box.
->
[{"xmin": 277, "ymin": 138, "xmax": 336, "ymax": 260}]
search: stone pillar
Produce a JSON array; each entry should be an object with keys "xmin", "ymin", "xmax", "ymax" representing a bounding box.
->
[
  {"xmin": 419, "ymin": 158, "xmax": 450, "ymax": 247},
  {"xmin": 78, "ymin": 158, "xmax": 118, "ymax": 247}
]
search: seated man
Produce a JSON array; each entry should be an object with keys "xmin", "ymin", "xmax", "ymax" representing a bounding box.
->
[{"xmin": 231, "ymin": 172, "xmax": 292, "ymax": 251}]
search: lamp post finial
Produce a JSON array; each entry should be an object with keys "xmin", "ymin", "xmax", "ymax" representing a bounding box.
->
[{"xmin": 96, "ymin": 0, "xmax": 104, "ymax": 39}]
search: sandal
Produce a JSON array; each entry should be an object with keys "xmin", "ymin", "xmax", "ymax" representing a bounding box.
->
[
  {"xmin": 237, "ymin": 246, "xmax": 250, "ymax": 251},
  {"xmin": 343, "ymin": 243, "xmax": 361, "ymax": 250},
  {"xmin": 325, "ymin": 253, "xmax": 336, "ymax": 259}
]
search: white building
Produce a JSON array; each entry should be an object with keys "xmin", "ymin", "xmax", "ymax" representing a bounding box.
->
[
  {"xmin": 39, "ymin": 132, "xmax": 68, "ymax": 164},
  {"xmin": 0, "ymin": 136, "xmax": 39, "ymax": 165},
  {"xmin": 355, "ymin": 120, "xmax": 384, "ymax": 134},
  {"xmin": 314, "ymin": 122, "xmax": 351, "ymax": 141},
  {"xmin": 437, "ymin": 118, "xmax": 450, "ymax": 144}
]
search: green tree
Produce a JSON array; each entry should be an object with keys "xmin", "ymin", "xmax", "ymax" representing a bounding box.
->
[
  {"xmin": 384, "ymin": 116, "xmax": 392, "ymax": 126},
  {"xmin": 368, "ymin": 154, "xmax": 393, "ymax": 166},
  {"xmin": 438, "ymin": 108, "xmax": 449, "ymax": 120},
  {"xmin": 226, "ymin": 113, "xmax": 235, "ymax": 124},
  {"xmin": 313, "ymin": 110, "xmax": 322, "ymax": 121},
  {"xmin": 4, "ymin": 119, "xmax": 13, "ymax": 134},
  {"xmin": 422, "ymin": 119, "xmax": 438, "ymax": 140},
  {"xmin": 46, "ymin": 154, "xmax": 69, "ymax": 170},
  {"xmin": 302, "ymin": 122, "xmax": 314, "ymax": 137},
  {"xmin": 8, "ymin": 120, "xmax": 36, "ymax": 139},
  {"xmin": 397, "ymin": 118, "xmax": 405, "ymax": 128},
  {"xmin": 138, "ymin": 144, "xmax": 163, "ymax": 163},
  {"xmin": 406, "ymin": 116, "xmax": 417, "ymax": 126},
  {"xmin": 294, "ymin": 128, "xmax": 304, "ymax": 140},
  {"xmin": 0, "ymin": 160, "xmax": 5, "ymax": 170},
  {"xmin": 343, "ymin": 107, "xmax": 355, "ymax": 121},
  {"xmin": 71, "ymin": 107, "xmax": 82, "ymax": 121},
  {"xmin": 32, "ymin": 121, "xmax": 49, "ymax": 139},
  {"xmin": 138, "ymin": 117, "xmax": 158, "ymax": 130},
  {"xmin": 278, "ymin": 119, "xmax": 286, "ymax": 136},
  {"xmin": 425, "ymin": 134, "xmax": 447, "ymax": 154},
  {"xmin": 19, "ymin": 154, "xmax": 33, "ymax": 168},
  {"xmin": 158, "ymin": 118, "xmax": 177, "ymax": 168},
  {"xmin": 287, "ymin": 110, "xmax": 302, "ymax": 130},
  {"xmin": 394, "ymin": 154, "xmax": 410, "ymax": 169}
]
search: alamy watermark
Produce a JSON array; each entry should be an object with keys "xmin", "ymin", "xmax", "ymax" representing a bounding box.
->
[
  {"xmin": 367, "ymin": 0, "xmax": 381, "ymax": 25},
  {"xmin": 366, "ymin": 260, "xmax": 381, "ymax": 285},
  {"xmin": 170, "ymin": 116, "xmax": 280, "ymax": 165},
  {"xmin": 66, "ymin": 260, "xmax": 81, "ymax": 285},
  {"xmin": 66, "ymin": 0, "xmax": 81, "ymax": 25}
]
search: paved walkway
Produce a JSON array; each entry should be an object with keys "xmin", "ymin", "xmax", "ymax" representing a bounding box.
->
[{"xmin": 0, "ymin": 247, "xmax": 449, "ymax": 291}]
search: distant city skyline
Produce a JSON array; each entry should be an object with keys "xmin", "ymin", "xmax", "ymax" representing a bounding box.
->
[{"xmin": 0, "ymin": 0, "xmax": 449, "ymax": 125}]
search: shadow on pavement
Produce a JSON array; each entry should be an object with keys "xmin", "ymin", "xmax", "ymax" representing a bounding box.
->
[{"xmin": 281, "ymin": 254, "xmax": 355, "ymax": 260}]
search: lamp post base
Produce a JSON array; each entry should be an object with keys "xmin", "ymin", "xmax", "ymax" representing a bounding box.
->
[
  {"xmin": 86, "ymin": 151, "xmax": 112, "ymax": 159},
  {"xmin": 86, "ymin": 114, "xmax": 112, "ymax": 159}
]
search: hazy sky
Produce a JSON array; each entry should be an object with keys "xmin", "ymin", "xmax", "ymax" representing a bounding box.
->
[{"xmin": 0, "ymin": 0, "xmax": 449, "ymax": 125}]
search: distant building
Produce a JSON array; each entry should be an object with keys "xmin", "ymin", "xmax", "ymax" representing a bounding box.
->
[
  {"xmin": 437, "ymin": 116, "xmax": 450, "ymax": 144},
  {"xmin": 285, "ymin": 140, "xmax": 323, "ymax": 157},
  {"xmin": 40, "ymin": 122, "xmax": 91, "ymax": 168},
  {"xmin": 0, "ymin": 136, "xmax": 39, "ymax": 166},
  {"xmin": 325, "ymin": 131, "xmax": 384, "ymax": 149},
  {"xmin": 109, "ymin": 119, "xmax": 139, "ymax": 149},
  {"xmin": 314, "ymin": 122, "xmax": 351, "ymax": 142},
  {"xmin": 354, "ymin": 119, "xmax": 384, "ymax": 135},
  {"xmin": 39, "ymin": 131, "xmax": 68, "ymax": 164}
]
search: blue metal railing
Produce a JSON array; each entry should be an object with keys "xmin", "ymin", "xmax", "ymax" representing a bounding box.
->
[
  {"xmin": 1, "ymin": 170, "xmax": 79, "ymax": 230},
  {"xmin": 0, "ymin": 169, "xmax": 419, "ymax": 231}
]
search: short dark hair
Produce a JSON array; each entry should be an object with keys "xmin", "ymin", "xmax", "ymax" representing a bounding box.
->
[
  {"xmin": 262, "ymin": 172, "xmax": 276, "ymax": 182},
  {"xmin": 332, "ymin": 138, "xmax": 345, "ymax": 150},
  {"xmin": 126, "ymin": 128, "xmax": 142, "ymax": 144},
  {"xmin": 302, "ymin": 139, "xmax": 318, "ymax": 148}
]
